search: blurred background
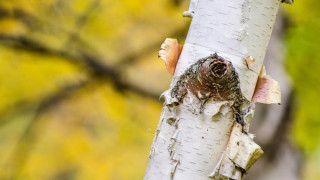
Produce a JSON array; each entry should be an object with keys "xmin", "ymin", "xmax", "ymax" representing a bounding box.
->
[{"xmin": 0, "ymin": 0, "xmax": 319, "ymax": 179}]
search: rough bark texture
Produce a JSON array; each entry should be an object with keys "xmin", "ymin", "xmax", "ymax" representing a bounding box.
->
[{"xmin": 145, "ymin": 0, "xmax": 281, "ymax": 179}]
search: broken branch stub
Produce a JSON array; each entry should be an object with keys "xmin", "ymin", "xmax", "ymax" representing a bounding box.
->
[
  {"xmin": 182, "ymin": 0, "xmax": 199, "ymax": 18},
  {"xmin": 170, "ymin": 53, "xmax": 249, "ymax": 125}
]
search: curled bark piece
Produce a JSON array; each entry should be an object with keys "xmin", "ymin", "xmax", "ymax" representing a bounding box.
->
[
  {"xmin": 252, "ymin": 76, "xmax": 281, "ymax": 104},
  {"xmin": 209, "ymin": 123, "xmax": 263, "ymax": 179},
  {"xmin": 168, "ymin": 130, "xmax": 181, "ymax": 179},
  {"xmin": 245, "ymin": 56, "xmax": 255, "ymax": 69},
  {"xmin": 228, "ymin": 123, "xmax": 264, "ymax": 171},
  {"xmin": 243, "ymin": 105, "xmax": 255, "ymax": 132},
  {"xmin": 252, "ymin": 65, "xmax": 281, "ymax": 104},
  {"xmin": 158, "ymin": 38, "xmax": 183, "ymax": 75},
  {"xmin": 209, "ymin": 153, "xmax": 242, "ymax": 180},
  {"xmin": 160, "ymin": 90, "xmax": 179, "ymax": 106},
  {"xmin": 209, "ymin": 102, "xmax": 229, "ymax": 120}
]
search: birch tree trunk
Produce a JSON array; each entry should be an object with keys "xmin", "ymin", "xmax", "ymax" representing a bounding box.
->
[{"xmin": 145, "ymin": 0, "xmax": 281, "ymax": 179}]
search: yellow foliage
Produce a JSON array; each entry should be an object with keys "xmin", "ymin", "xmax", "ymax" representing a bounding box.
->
[
  {"xmin": 14, "ymin": 84, "xmax": 161, "ymax": 179},
  {"xmin": 0, "ymin": 18, "xmax": 26, "ymax": 36},
  {"xmin": 0, "ymin": 1, "xmax": 189, "ymax": 179},
  {"xmin": 0, "ymin": 46, "xmax": 83, "ymax": 111}
]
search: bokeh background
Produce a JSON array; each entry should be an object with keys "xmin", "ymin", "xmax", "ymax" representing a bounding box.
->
[{"xmin": 0, "ymin": 0, "xmax": 319, "ymax": 179}]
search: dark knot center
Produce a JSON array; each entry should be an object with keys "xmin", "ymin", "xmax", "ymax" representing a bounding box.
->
[{"xmin": 210, "ymin": 61, "xmax": 228, "ymax": 78}]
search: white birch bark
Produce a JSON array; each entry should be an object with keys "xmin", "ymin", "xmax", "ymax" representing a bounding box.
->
[{"xmin": 145, "ymin": 0, "xmax": 280, "ymax": 179}]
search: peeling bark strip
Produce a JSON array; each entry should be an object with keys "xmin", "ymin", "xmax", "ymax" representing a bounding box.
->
[
  {"xmin": 145, "ymin": 0, "xmax": 281, "ymax": 179},
  {"xmin": 209, "ymin": 123, "xmax": 263, "ymax": 179},
  {"xmin": 159, "ymin": 38, "xmax": 183, "ymax": 75},
  {"xmin": 168, "ymin": 129, "xmax": 181, "ymax": 179},
  {"xmin": 252, "ymin": 76, "xmax": 281, "ymax": 104}
]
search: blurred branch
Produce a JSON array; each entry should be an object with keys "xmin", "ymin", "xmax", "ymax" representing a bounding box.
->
[
  {"xmin": 0, "ymin": 4, "xmax": 189, "ymax": 177},
  {"xmin": 172, "ymin": 0, "xmax": 184, "ymax": 6},
  {"xmin": 0, "ymin": 4, "xmax": 189, "ymax": 67},
  {"xmin": 0, "ymin": 34, "xmax": 159, "ymax": 99},
  {"xmin": 0, "ymin": 23, "xmax": 189, "ymax": 108},
  {"xmin": 7, "ymin": 79, "xmax": 91, "ymax": 179},
  {"xmin": 0, "ymin": 32, "xmax": 162, "ymax": 177},
  {"xmin": 63, "ymin": 0, "xmax": 100, "ymax": 48},
  {"xmin": 117, "ymin": 24, "xmax": 189, "ymax": 66},
  {"xmin": 6, "ymin": 71, "xmax": 152, "ymax": 178},
  {"xmin": 0, "ymin": 33, "xmax": 161, "ymax": 129},
  {"xmin": 0, "ymin": 4, "xmax": 188, "ymax": 99},
  {"xmin": 0, "ymin": 6, "xmax": 43, "ymax": 30},
  {"xmin": 0, "ymin": 79, "xmax": 88, "ymax": 126},
  {"xmin": 0, "ymin": 32, "xmax": 162, "ymax": 175}
]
